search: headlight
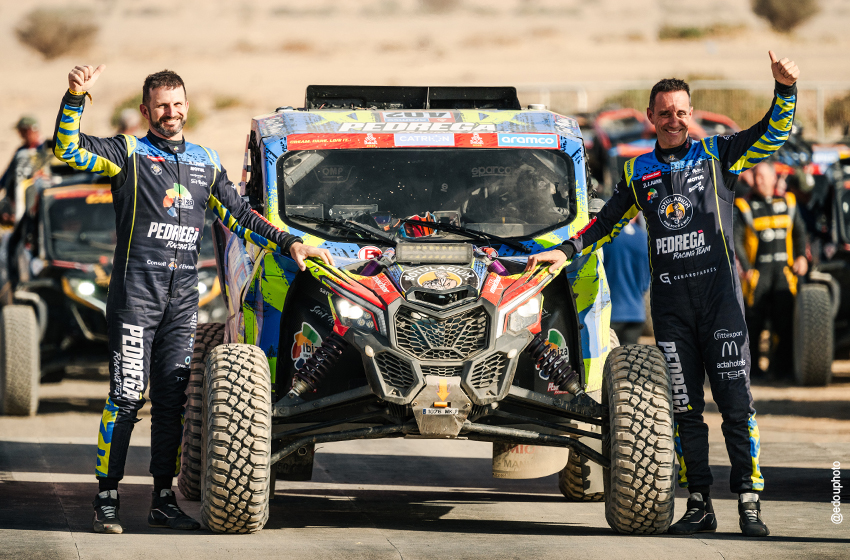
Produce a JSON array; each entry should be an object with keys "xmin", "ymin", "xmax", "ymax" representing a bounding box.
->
[
  {"xmin": 506, "ymin": 295, "xmax": 542, "ymax": 333},
  {"xmin": 63, "ymin": 277, "xmax": 107, "ymax": 312},
  {"xmin": 333, "ymin": 297, "xmax": 377, "ymax": 331},
  {"xmin": 77, "ymin": 281, "xmax": 96, "ymax": 296}
]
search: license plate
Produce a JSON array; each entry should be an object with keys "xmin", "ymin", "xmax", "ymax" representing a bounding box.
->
[{"xmin": 422, "ymin": 408, "xmax": 459, "ymax": 415}]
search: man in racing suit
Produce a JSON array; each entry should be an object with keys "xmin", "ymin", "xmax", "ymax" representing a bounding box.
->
[
  {"xmin": 53, "ymin": 64, "xmax": 333, "ymax": 534},
  {"xmin": 526, "ymin": 51, "xmax": 799, "ymax": 537},
  {"xmin": 734, "ymin": 162, "xmax": 808, "ymax": 379}
]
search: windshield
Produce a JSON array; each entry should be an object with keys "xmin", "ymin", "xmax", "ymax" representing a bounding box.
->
[
  {"xmin": 278, "ymin": 148, "xmax": 575, "ymax": 240},
  {"xmin": 45, "ymin": 190, "xmax": 117, "ymax": 262}
]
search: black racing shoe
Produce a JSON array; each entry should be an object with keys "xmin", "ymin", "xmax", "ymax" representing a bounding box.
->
[
  {"xmin": 148, "ymin": 489, "xmax": 200, "ymax": 530},
  {"xmin": 668, "ymin": 493, "xmax": 717, "ymax": 535},
  {"xmin": 93, "ymin": 490, "xmax": 123, "ymax": 534},
  {"xmin": 739, "ymin": 493, "xmax": 770, "ymax": 537}
]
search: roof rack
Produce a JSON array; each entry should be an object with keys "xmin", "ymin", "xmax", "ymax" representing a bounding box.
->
[{"xmin": 305, "ymin": 85, "xmax": 521, "ymax": 110}]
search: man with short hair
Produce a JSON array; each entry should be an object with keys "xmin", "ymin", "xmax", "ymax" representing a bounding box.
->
[
  {"xmin": 526, "ymin": 51, "xmax": 800, "ymax": 537},
  {"xmin": 53, "ymin": 64, "xmax": 333, "ymax": 534},
  {"xmin": 735, "ymin": 161, "xmax": 808, "ymax": 378},
  {"xmin": 0, "ymin": 115, "xmax": 53, "ymax": 223}
]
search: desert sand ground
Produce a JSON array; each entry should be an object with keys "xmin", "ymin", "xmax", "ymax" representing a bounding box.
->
[{"xmin": 2, "ymin": 0, "xmax": 850, "ymax": 176}]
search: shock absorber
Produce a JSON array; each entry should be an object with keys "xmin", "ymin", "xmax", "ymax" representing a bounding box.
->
[
  {"xmin": 287, "ymin": 331, "xmax": 348, "ymax": 398},
  {"xmin": 526, "ymin": 331, "xmax": 584, "ymax": 396}
]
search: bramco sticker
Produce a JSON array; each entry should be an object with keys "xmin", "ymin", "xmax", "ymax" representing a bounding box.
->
[{"xmin": 497, "ymin": 133, "xmax": 558, "ymax": 148}]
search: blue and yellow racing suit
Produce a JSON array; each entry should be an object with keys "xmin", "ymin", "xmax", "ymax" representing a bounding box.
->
[
  {"xmin": 53, "ymin": 89, "xmax": 302, "ymax": 486},
  {"xmin": 560, "ymin": 81, "xmax": 796, "ymax": 494}
]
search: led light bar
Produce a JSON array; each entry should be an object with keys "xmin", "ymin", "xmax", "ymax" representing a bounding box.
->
[{"xmin": 395, "ymin": 243, "xmax": 473, "ymax": 264}]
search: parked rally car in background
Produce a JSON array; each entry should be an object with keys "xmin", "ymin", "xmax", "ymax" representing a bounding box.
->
[
  {"xmin": 772, "ymin": 132, "xmax": 850, "ymax": 382},
  {"xmin": 0, "ymin": 172, "xmax": 226, "ymax": 416},
  {"xmin": 178, "ymin": 86, "xmax": 678, "ymax": 535}
]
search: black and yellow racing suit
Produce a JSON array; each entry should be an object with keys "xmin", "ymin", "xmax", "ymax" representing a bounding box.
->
[
  {"xmin": 557, "ymin": 81, "xmax": 796, "ymax": 495},
  {"xmin": 734, "ymin": 191, "xmax": 807, "ymax": 377},
  {"xmin": 53, "ymin": 90, "xmax": 301, "ymax": 487}
]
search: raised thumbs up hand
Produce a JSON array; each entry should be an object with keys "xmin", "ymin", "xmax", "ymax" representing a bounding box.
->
[
  {"xmin": 769, "ymin": 51, "xmax": 799, "ymax": 86},
  {"xmin": 68, "ymin": 64, "xmax": 106, "ymax": 93}
]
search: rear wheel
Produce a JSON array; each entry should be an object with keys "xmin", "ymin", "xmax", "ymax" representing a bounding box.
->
[
  {"xmin": 793, "ymin": 284, "xmax": 833, "ymax": 386},
  {"xmin": 0, "ymin": 305, "xmax": 40, "ymax": 416},
  {"xmin": 602, "ymin": 344, "xmax": 675, "ymax": 534},
  {"xmin": 201, "ymin": 344, "xmax": 272, "ymax": 533},
  {"xmin": 178, "ymin": 322, "xmax": 224, "ymax": 501}
]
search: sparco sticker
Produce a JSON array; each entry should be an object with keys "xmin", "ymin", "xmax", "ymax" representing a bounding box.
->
[
  {"xmin": 400, "ymin": 265, "xmax": 476, "ymax": 292},
  {"xmin": 657, "ymin": 194, "xmax": 693, "ymax": 230}
]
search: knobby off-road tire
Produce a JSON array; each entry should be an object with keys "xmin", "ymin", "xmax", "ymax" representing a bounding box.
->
[
  {"xmin": 0, "ymin": 305, "xmax": 40, "ymax": 416},
  {"xmin": 793, "ymin": 284, "xmax": 833, "ymax": 386},
  {"xmin": 558, "ymin": 329, "xmax": 619, "ymax": 501},
  {"xmin": 201, "ymin": 344, "xmax": 272, "ymax": 533},
  {"xmin": 602, "ymin": 344, "xmax": 675, "ymax": 534},
  {"xmin": 178, "ymin": 322, "xmax": 225, "ymax": 501}
]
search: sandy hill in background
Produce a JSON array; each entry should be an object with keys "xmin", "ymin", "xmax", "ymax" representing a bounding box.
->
[{"xmin": 1, "ymin": 0, "xmax": 848, "ymax": 176}]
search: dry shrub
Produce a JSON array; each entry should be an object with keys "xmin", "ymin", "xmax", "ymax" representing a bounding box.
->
[
  {"xmin": 825, "ymin": 93, "xmax": 850, "ymax": 136},
  {"xmin": 280, "ymin": 40, "xmax": 315, "ymax": 53},
  {"xmin": 529, "ymin": 26, "xmax": 559, "ymax": 38},
  {"xmin": 15, "ymin": 8, "xmax": 99, "ymax": 60},
  {"xmin": 752, "ymin": 0, "xmax": 820, "ymax": 33},
  {"xmin": 378, "ymin": 42, "xmax": 407, "ymax": 53},
  {"xmin": 420, "ymin": 0, "xmax": 457, "ymax": 14},
  {"xmin": 213, "ymin": 95, "xmax": 241, "ymax": 110},
  {"xmin": 658, "ymin": 23, "xmax": 747, "ymax": 41},
  {"xmin": 461, "ymin": 34, "xmax": 520, "ymax": 48}
]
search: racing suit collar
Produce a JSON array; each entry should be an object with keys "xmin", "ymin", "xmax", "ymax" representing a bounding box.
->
[
  {"xmin": 655, "ymin": 138, "xmax": 691, "ymax": 163},
  {"xmin": 145, "ymin": 131, "xmax": 186, "ymax": 154}
]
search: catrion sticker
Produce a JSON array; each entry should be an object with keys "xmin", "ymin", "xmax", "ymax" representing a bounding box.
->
[
  {"xmin": 291, "ymin": 322, "xmax": 322, "ymax": 369},
  {"xmin": 657, "ymin": 194, "xmax": 693, "ymax": 230}
]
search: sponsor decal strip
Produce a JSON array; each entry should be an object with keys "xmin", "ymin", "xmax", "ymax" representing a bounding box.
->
[{"xmin": 286, "ymin": 132, "xmax": 555, "ymax": 150}]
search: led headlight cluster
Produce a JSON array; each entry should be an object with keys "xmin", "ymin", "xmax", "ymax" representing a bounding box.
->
[
  {"xmin": 63, "ymin": 277, "xmax": 106, "ymax": 312},
  {"xmin": 507, "ymin": 295, "xmax": 542, "ymax": 333},
  {"xmin": 333, "ymin": 297, "xmax": 377, "ymax": 331},
  {"xmin": 395, "ymin": 243, "xmax": 473, "ymax": 264}
]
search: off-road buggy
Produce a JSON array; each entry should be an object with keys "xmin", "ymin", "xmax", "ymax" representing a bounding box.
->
[
  {"xmin": 0, "ymin": 173, "xmax": 225, "ymax": 416},
  {"xmin": 180, "ymin": 86, "xmax": 676, "ymax": 534}
]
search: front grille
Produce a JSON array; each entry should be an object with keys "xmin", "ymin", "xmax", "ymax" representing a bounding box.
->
[
  {"xmin": 469, "ymin": 353, "xmax": 508, "ymax": 389},
  {"xmin": 375, "ymin": 352, "xmax": 416, "ymax": 390},
  {"xmin": 395, "ymin": 306, "xmax": 488, "ymax": 360},
  {"xmin": 421, "ymin": 365, "xmax": 463, "ymax": 377}
]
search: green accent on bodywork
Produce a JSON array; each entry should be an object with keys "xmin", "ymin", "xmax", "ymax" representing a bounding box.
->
[{"xmin": 566, "ymin": 251, "xmax": 612, "ymax": 393}]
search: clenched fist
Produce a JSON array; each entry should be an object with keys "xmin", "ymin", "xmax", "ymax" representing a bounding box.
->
[
  {"xmin": 68, "ymin": 64, "xmax": 106, "ymax": 93},
  {"xmin": 769, "ymin": 51, "xmax": 799, "ymax": 87}
]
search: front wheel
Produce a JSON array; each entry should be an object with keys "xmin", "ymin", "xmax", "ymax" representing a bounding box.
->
[
  {"xmin": 603, "ymin": 344, "xmax": 676, "ymax": 534},
  {"xmin": 793, "ymin": 284, "xmax": 833, "ymax": 386},
  {"xmin": 201, "ymin": 344, "xmax": 272, "ymax": 533},
  {"xmin": 0, "ymin": 305, "xmax": 40, "ymax": 416},
  {"xmin": 178, "ymin": 322, "xmax": 224, "ymax": 501}
]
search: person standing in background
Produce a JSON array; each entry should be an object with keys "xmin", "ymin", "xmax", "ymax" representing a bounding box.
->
[{"xmin": 604, "ymin": 215, "xmax": 650, "ymax": 345}]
